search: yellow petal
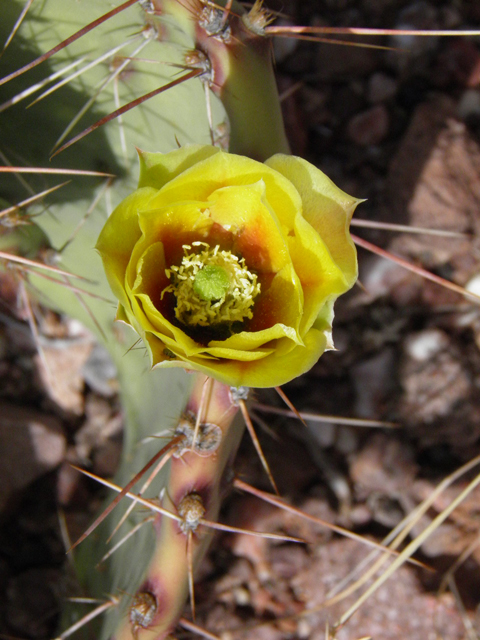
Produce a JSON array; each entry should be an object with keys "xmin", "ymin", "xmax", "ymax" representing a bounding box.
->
[
  {"xmin": 96, "ymin": 187, "xmax": 157, "ymax": 308},
  {"xmin": 146, "ymin": 150, "xmax": 302, "ymax": 218},
  {"xmin": 137, "ymin": 145, "xmax": 221, "ymax": 190},
  {"xmin": 208, "ymin": 181, "xmax": 290, "ymax": 274},
  {"xmin": 151, "ymin": 327, "xmax": 328, "ymax": 388},
  {"xmin": 265, "ymin": 154, "xmax": 359, "ymax": 288},
  {"xmin": 127, "ymin": 202, "xmax": 212, "ymax": 290},
  {"xmin": 287, "ymin": 213, "xmax": 347, "ymax": 336}
]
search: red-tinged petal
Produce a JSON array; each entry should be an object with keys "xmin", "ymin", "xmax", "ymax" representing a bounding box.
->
[
  {"xmin": 130, "ymin": 203, "xmax": 213, "ymax": 290},
  {"xmin": 207, "ymin": 182, "xmax": 290, "ymax": 272}
]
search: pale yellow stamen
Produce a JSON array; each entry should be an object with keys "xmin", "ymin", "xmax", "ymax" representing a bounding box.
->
[{"xmin": 162, "ymin": 242, "xmax": 260, "ymax": 328}]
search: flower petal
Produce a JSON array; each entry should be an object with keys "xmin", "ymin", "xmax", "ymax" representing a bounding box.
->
[
  {"xmin": 208, "ymin": 322, "xmax": 300, "ymax": 354},
  {"xmin": 265, "ymin": 154, "xmax": 360, "ymax": 288},
  {"xmin": 96, "ymin": 187, "xmax": 157, "ymax": 308},
  {"xmin": 287, "ymin": 213, "xmax": 347, "ymax": 336},
  {"xmin": 151, "ymin": 326, "xmax": 328, "ymax": 388},
  {"xmin": 146, "ymin": 150, "xmax": 302, "ymax": 218},
  {"xmin": 137, "ymin": 145, "xmax": 221, "ymax": 190},
  {"xmin": 130, "ymin": 202, "xmax": 213, "ymax": 288},
  {"xmin": 207, "ymin": 181, "xmax": 290, "ymax": 274}
]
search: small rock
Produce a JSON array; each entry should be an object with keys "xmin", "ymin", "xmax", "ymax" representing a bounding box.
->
[
  {"xmin": 458, "ymin": 89, "xmax": 480, "ymax": 121},
  {"xmin": 82, "ymin": 343, "xmax": 118, "ymax": 397},
  {"xmin": 347, "ymin": 105, "xmax": 389, "ymax": 146},
  {"xmin": 334, "ymin": 426, "xmax": 358, "ymax": 455},
  {"xmin": 292, "ymin": 537, "xmax": 466, "ymax": 640},
  {"xmin": 0, "ymin": 403, "xmax": 65, "ymax": 511},
  {"xmin": 466, "ymin": 272, "xmax": 480, "ymax": 297},
  {"xmin": 439, "ymin": 6, "xmax": 462, "ymax": 29},
  {"xmin": 350, "ymin": 434, "xmax": 417, "ymax": 497},
  {"xmin": 386, "ymin": 97, "xmax": 480, "ymax": 284},
  {"xmin": 400, "ymin": 329, "xmax": 470, "ymax": 423},
  {"xmin": 352, "ymin": 348, "xmax": 397, "ymax": 418},
  {"xmin": 391, "ymin": 2, "xmax": 440, "ymax": 55},
  {"xmin": 360, "ymin": 254, "xmax": 423, "ymax": 306},
  {"xmin": 92, "ymin": 439, "xmax": 122, "ymax": 478},
  {"xmin": 404, "ymin": 327, "xmax": 447, "ymax": 362},
  {"xmin": 307, "ymin": 420, "xmax": 335, "ymax": 448},
  {"xmin": 367, "ymin": 72, "xmax": 397, "ymax": 103},
  {"xmin": 56, "ymin": 458, "xmax": 83, "ymax": 507},
  {"xmin": 35, "ymin": 341, "xmax": 93, "ymax": 415},
  {"xmin": 74, "ymin": 395, "xmax": 123, "ymax": 471}
]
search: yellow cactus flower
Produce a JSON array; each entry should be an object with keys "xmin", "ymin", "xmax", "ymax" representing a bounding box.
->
[{"xmin": 96, "ymin": 145, "xmax": 360, "ymax": 388}]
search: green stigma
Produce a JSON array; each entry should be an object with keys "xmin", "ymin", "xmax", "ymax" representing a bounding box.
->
[
  {"xmin": 193, "ymin": 265, "xmax": 230, "ymax": 301},
  {"xmin": 162, "ymin": 242, "xmax": 261, "ymax": 328}
]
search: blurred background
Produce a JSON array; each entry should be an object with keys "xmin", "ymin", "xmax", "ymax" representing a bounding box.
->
[{"xmin": 1, "ymin": 1, "xmax": 480, "ymax": 638}]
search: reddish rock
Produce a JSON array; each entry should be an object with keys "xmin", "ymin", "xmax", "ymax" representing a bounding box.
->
[
  {"xmin": 367, "ymin": 72, "xmax": 397, "ymax": 104},
  {"xmin": 385, "ymin": 97, "xmax": 480, "ymax": 285},
  {"xmin": 35, "ymin": 341, "xmax": 93, "ymax": 415},
  {"xmin": 347, "ymin": 105, "xmax": 389, "ymax": 146}
]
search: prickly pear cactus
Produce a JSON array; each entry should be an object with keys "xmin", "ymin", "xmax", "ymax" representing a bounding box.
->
[
  {"xmin": 0, "ymin": 1, "xmax": 298, "ymax": 637},
  {"xmin": 4, "ymin": 1, "xmax": 480, "ymax": 639}
]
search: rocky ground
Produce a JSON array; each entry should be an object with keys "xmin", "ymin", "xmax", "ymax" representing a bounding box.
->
[{"xmin": 1, "ymin": 1, "xmax": 480, "ymax": 638}]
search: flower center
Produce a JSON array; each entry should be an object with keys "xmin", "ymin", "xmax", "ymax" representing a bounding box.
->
[{"xmin": 162, "ymin": 242, "xmax": 260, "ymax": 329}]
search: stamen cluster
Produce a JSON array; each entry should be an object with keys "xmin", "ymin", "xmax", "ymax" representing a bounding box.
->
[{"xmin": 163, "ymin": 242, "xmax": 260, "ymax": 328}]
